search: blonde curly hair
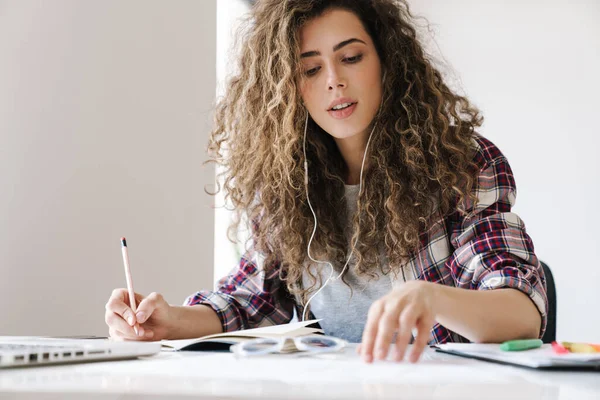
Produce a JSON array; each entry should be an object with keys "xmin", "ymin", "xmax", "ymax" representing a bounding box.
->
[{"xmin": 208, "ymin": 0, "xmax": 482, "ymax": 303}]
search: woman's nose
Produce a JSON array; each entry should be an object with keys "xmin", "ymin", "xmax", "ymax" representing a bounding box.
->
[{"xmin": 326, "ymin": 67, "xmax": 347, "ymax": 90}]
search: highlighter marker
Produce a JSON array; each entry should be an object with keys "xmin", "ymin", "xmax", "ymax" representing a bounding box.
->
[
  {"xmin": 562, "ymin": 342, "xmax": 600, "ymax": 354},
  {"xmin": 500, "ymin": 339, "xmax": 543, "ymax": 352}
]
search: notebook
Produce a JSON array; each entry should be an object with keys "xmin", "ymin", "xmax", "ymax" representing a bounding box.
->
[
  {"xmin": 433, "ymin": 343, "xmax": 600, "ymax": 370},
  {"xmin": 160, "ymin": 319, "xmax": 323, "ymax": 352},
  {"xmin": 0, "ymin": 336, "xmax": 161, "ymax": 369}
]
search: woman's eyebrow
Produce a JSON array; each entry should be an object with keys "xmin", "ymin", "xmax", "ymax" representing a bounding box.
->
[{"xmin": 300, "ymin": 38, "xmax": 366, "ymax": 58}]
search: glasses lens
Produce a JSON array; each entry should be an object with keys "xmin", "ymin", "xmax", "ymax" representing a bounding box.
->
[
  {"xmin": 242, "ymin": 339, "xmax": 279, "ymax": 353},
  {"xmin": 299, "ymin": 336, "xmax": 340, "ymax": 349}
]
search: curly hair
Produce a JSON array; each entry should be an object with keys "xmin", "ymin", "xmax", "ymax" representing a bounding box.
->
[{"xmin": 208, "ymin": 0, "xmax": 483, "ymax": 304}]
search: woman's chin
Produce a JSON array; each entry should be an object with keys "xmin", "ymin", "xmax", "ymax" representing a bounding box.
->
[
  {"xmin": 329, "ymin": 132, "xmax": 360, "ymax": 140},
  {"xmin": 325, "ymin": 126, "xmax": 370, "ymax": 141}
]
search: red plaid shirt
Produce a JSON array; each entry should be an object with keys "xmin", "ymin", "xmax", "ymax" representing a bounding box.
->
[{"xmin": 185, "ymin": 134, "xmax": 547, "ymax": 343}]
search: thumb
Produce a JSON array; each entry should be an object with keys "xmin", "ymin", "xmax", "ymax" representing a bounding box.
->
[
  {"xmin": 135, "ymin": 298, "xmax": 156, "ymax": 324},
  {"xmin": 135, "ymin": 293, "xmax": 165, "ymax": 324}
]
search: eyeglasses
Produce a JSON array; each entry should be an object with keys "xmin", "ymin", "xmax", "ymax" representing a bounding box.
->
[{"xmin": 231, "ymin": 335, "xmax": 347, "ymax": 357}]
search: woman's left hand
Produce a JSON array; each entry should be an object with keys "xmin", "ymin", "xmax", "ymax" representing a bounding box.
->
[{"xmin": 359, "ymin": 280, "xmax": 439, "ymax": 363}]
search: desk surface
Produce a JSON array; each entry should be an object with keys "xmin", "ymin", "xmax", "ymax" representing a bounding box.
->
[{"xmin": 1, "ymin": 344, "xmax": 599, "ymax": 400}]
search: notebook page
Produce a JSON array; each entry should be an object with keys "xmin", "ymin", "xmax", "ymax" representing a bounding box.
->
[{"xmin": 161, "ymin": 319, "xmax": 322, "ymax": 350}]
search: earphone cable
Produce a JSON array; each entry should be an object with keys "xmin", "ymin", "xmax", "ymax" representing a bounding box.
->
[{"xmin": 301, "ymin": 112, "xmax": 376, "ymax": 321}]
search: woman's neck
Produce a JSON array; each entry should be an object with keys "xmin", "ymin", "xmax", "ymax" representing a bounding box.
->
[{"xmin": 334, "ymin": 135, "xmax": 368, "ymax": 185}]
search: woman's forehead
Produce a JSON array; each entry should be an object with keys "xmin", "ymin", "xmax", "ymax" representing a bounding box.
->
[{"xmin": 298, "ymin": 8, "xmax": 370, "ymax": 52}]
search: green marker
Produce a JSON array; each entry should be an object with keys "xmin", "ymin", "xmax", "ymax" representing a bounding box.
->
[{"xmin": 500, "ymin": 339, "xmax": 543, "ymax": 352}]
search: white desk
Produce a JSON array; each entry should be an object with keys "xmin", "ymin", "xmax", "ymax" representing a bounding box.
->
[{"xmin": 1, "ymin": 345, "xmax": 599, "ymax": 399}]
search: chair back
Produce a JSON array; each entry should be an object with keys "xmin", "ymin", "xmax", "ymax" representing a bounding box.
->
[{"xmin": 540, "ymin": 261, "xmax": 556, "ymax": 343}]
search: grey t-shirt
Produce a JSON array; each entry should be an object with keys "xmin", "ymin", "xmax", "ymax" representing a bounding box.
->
[{"xmin": 301, "ymin": 185, "xmax": 399, "ymax": 343}]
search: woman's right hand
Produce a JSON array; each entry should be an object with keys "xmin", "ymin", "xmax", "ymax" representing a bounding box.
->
[{"xmin": 104, "ymin": 289, "xmax": 173, "ymax": 341}]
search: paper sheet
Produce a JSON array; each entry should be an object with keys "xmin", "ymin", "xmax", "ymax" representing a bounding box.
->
[
  {"xmin": 160, "ymin": 319, "xmax": 323, "ymax": 351},
  {"xmin": 435, "ymin": 343, "xmax": 600, "ymax": 368}
]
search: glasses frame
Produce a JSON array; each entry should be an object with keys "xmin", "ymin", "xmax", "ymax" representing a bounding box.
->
[{"xmin": 231, "ymin": 335, "xmax": 347, "ymax": 357}]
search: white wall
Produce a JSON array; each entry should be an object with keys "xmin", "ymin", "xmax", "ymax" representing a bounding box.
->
[
  {"xmin": 214, "ymin": 0, "xmax": 250, "ymax": 282},
  {"xmin": 410, "ymin": 0, "xmax": 600, "ymax": 342},
  {"xmin": 0, "ymin": 0, "xmax": 217, "ymax": 336},
  {"xmin": 214, "ymin": 0, "xmax": 600, "ymax": 342}
]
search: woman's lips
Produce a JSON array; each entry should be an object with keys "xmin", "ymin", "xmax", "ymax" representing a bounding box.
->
[{"xmin": 328, "ymin": 102, "xmax": 357, "ymax": 119}]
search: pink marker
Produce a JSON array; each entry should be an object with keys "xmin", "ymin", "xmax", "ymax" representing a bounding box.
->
[
  {"xmin": 551, "ymin": 341, "xmax": 569, "ymax": 355},
  {"xmin": 120, "ymin": 237, "xmax": 140, "ymax": 336}
]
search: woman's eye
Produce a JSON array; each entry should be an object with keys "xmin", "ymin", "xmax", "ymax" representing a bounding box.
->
[
  {"xmin": 344, "ymin": 54, "xmax": 363, "ymax": 63},
  {"xmin": 303, "ymin": 55, "xmax": 362, "ymax": 77},
  {"xmin": 305, "ymin": 67, "xmax": 320, "ymax": 77}
]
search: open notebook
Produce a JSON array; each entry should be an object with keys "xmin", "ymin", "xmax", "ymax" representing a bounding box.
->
[
  {"xmin": 161, "ymin": 319, "xmax": 323, "ymax": 352},
  {"xmin": 434, "ymin": 343, "xmax": 600, "ymax": 370}
]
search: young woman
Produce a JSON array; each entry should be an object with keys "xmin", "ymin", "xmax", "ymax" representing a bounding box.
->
[{"xmin": 105, "ymin": 0, "xmax": 547, "ymax": 364}]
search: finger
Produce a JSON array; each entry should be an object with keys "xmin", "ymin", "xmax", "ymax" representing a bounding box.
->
[
  {"xmin": 361, "ymin": 300, "xmax": 384, "ymax": 363},
  {"xmin": 130, "ymin": 292, "xmax": 145, "ymax": 331},
  {"xmin": 130, "ymin": 293, "xmax": 146, "ymax": 330},
  {"xmin": 409, "ymin": 315, "xmax": 434, "ymax": 363},
  {"xmin": 121, "ymin": 328, "xmax": 154, "ymax": 340},
  {"xmin": 105, "ymin": 310, "xmax": 144, "ymax": 338},
  {"xmin": 108, "ymin": 327, "xmax": 125, "ymax": 341},
  {"xmin": 106, "ymin": 289, "xmax": 138, "ymax": 327},
  {"xmin": 127, "ymin": 328, "xmax": 154, "ymax": 340},
  {"xmin": 109, "ymin": 327, "xmax": 136, "ymax": 341},
  {"xmin": 128, "ymin": 292, "xmax": 146, "ymax": 328},
  {"xmin": 109, "ymin": 326, "xmax": 154, "ymax": 341},
  {"xmin": 373, "ymin": 309, "xmax": 399, "ymax": 361},
  {"xmin": 135, "ymin": 292, "xmax": 164, "ymax": 324},
  {"xmin": 394, "ymin": 306, "xmax": 418, "ymax": 362}
]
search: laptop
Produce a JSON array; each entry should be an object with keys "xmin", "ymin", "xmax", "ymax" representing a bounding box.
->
[{"xmin": 0, "ymin": 336, "xmax": 161, "ymax": 368}]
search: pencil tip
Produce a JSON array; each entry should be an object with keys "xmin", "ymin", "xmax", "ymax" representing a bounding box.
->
[{"xmin": 121, "ymin": 237, "xmax": 127, "ymax": 246}]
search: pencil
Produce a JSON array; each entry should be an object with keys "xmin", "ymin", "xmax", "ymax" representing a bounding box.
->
[{"xmin": 120, "ymin": 237, "xmax": 140, "ymax": 336}]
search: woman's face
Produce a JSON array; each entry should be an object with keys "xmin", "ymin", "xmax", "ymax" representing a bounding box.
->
[{"xmin": 298, "ymin": 8, "xmax": 382, "ymax": 142}]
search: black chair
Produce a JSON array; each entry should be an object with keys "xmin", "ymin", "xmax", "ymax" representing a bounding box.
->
[{"xmin": 540, "ymin": 261, "xmax": 556, "ymax": 343}]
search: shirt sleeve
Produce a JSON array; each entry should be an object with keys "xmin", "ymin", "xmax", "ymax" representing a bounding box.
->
[
  {"xmin": 183, "ymin": 252, "xmax": 295, "ymax": 332},
  {"xmin": 447, "ymin": 155, "xmax": 548, "ymax": 338}
]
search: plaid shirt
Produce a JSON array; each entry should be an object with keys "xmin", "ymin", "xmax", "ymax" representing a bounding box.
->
[{"xmin": 185, "ymin": 134, "xmax": 548, "ymax": 344}]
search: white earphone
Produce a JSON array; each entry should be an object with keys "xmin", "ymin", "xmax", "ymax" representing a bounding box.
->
[{"xmin": 301, "ymin": 112, "xmax": 376, "ymax": 321}]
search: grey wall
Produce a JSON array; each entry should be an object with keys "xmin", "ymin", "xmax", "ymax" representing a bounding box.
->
[{"xmin": 0, "ymin": 0, "xmax": 217, "ymax": 336}]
